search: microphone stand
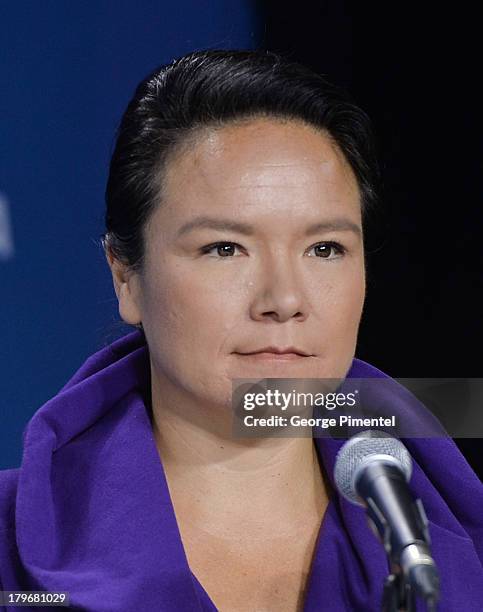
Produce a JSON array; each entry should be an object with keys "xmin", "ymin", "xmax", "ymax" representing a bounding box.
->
[
  {"xmin": 381, "ymin": 565, "xmax": 438, "ymax": 612},
  {"xmin": 382, "ymin": 566, "xmax": 416, "ymax": 612},
  {"xmin": 362, "ymin": 495, "xmax": 439, "ymax": 612},
  {"xmin": 332, "ymin": 429, "xmax": 440, "ymax": 611}
]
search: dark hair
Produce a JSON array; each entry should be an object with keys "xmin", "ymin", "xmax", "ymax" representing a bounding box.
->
[{"xmin": 102, "ymin": 48, "xmax": 381, "ymax": 272}]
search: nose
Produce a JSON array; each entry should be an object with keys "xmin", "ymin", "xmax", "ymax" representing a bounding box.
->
[{"xmin": 249, "ymin": 254, "xmax": 309, "ymax": 323}]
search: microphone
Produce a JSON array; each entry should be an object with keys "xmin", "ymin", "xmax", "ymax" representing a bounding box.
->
[{"xmin": 334, "ymin": 430, "xmax": 440, "ymax": 610}]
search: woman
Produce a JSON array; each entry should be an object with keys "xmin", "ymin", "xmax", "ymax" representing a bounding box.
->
[{"xmin": 0, "ymin": 49, "xmax": 481, "ymax": 611}]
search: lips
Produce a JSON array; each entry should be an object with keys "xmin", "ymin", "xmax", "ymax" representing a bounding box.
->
[
  {"xmin": 237, "ymin": 346, "xmax": 311, "ymax": 357},
  {"xmin": 236, "ymin": 352, "xmax": 307, "ymax": 361},
  {"xmin": 234, "ymin": 346, "xmax": 312, "ymax": 362}
]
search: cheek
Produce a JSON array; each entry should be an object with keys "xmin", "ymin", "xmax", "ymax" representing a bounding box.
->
[
  {"xmin": 142, "ymin": 269, "xmax": 242, "ymax": 353},
  {"xmin": 320, "ymin": 271, "xmax": 365, "ymax": 335}
]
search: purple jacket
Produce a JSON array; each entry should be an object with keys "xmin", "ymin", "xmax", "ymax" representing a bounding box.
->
[{"xmin": 1, "ymin": 330, "xmax": 482, "ymax": 611}]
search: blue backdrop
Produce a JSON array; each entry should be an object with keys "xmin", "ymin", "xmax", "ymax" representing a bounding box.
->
[{"xmin": 1, "ymin": 1, "xmax": 260, "ymax": 469}]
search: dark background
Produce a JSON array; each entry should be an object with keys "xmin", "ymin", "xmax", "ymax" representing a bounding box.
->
[
  {"xmin": 260, "ymin": 1, "xmax": 482, "ymax": 475},
  {"xmin": 2, "ymin": 2, "xmax": 481, "ymax": 476}
]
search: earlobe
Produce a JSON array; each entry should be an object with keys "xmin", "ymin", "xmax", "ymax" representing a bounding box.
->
[
  {"xmin": 118, "ymin": 280, "xmax": 143, "ymax": 325},
  {"xmin": 107, "ymin": 255, "xmax": 143, "ymax": 325}
]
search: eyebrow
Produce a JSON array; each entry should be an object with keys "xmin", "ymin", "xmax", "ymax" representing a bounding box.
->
[{"xmin": 176, "ymin": 215, "xmax": 362, "ymax": 239}]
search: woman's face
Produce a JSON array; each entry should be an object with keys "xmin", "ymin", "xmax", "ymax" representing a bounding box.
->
[{"xmin": 115, "ymin": 117, "xmax": 366, "ymax": 411}]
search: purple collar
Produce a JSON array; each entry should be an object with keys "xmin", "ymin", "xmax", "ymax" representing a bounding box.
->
[{"xmin": 3, "ymin": 330, "xmax": 482, "ymax": 611}]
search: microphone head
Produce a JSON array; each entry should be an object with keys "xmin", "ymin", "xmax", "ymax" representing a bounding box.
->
[{"xmin": 334, "ymin": 430, "xmax": 412, "ymax": 504}]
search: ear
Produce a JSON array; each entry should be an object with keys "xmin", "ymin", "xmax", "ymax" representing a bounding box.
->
[{"xmin": 105, "ymin": 249, "xmax": 143, "ymax": 326}]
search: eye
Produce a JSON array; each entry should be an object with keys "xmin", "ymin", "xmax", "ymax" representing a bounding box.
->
[
  {"xmin": 307, "ymin": 241, "xmax": 346, "ymax": 259},
  {"xmin": 200, "ymin": 241, "xmax": 244, "ymax": 257},
  {"xmin": 200, "ymin": 240, "xmax": 347, "ymax": 259}
]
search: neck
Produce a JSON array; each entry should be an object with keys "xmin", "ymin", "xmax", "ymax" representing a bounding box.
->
[{"xmin": 150, "ymin": 370, "xmax": 332, "ymax": 540}]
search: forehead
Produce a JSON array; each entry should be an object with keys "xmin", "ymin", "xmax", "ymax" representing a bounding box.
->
[{"xmin": 152, "ymin": 117, "xmax": 361, "ymax": 231}]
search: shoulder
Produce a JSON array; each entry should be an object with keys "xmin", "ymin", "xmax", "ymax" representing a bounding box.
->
[{"xmin": 0, "ymin": 468, "xmax": 21, "ymax": 591}]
